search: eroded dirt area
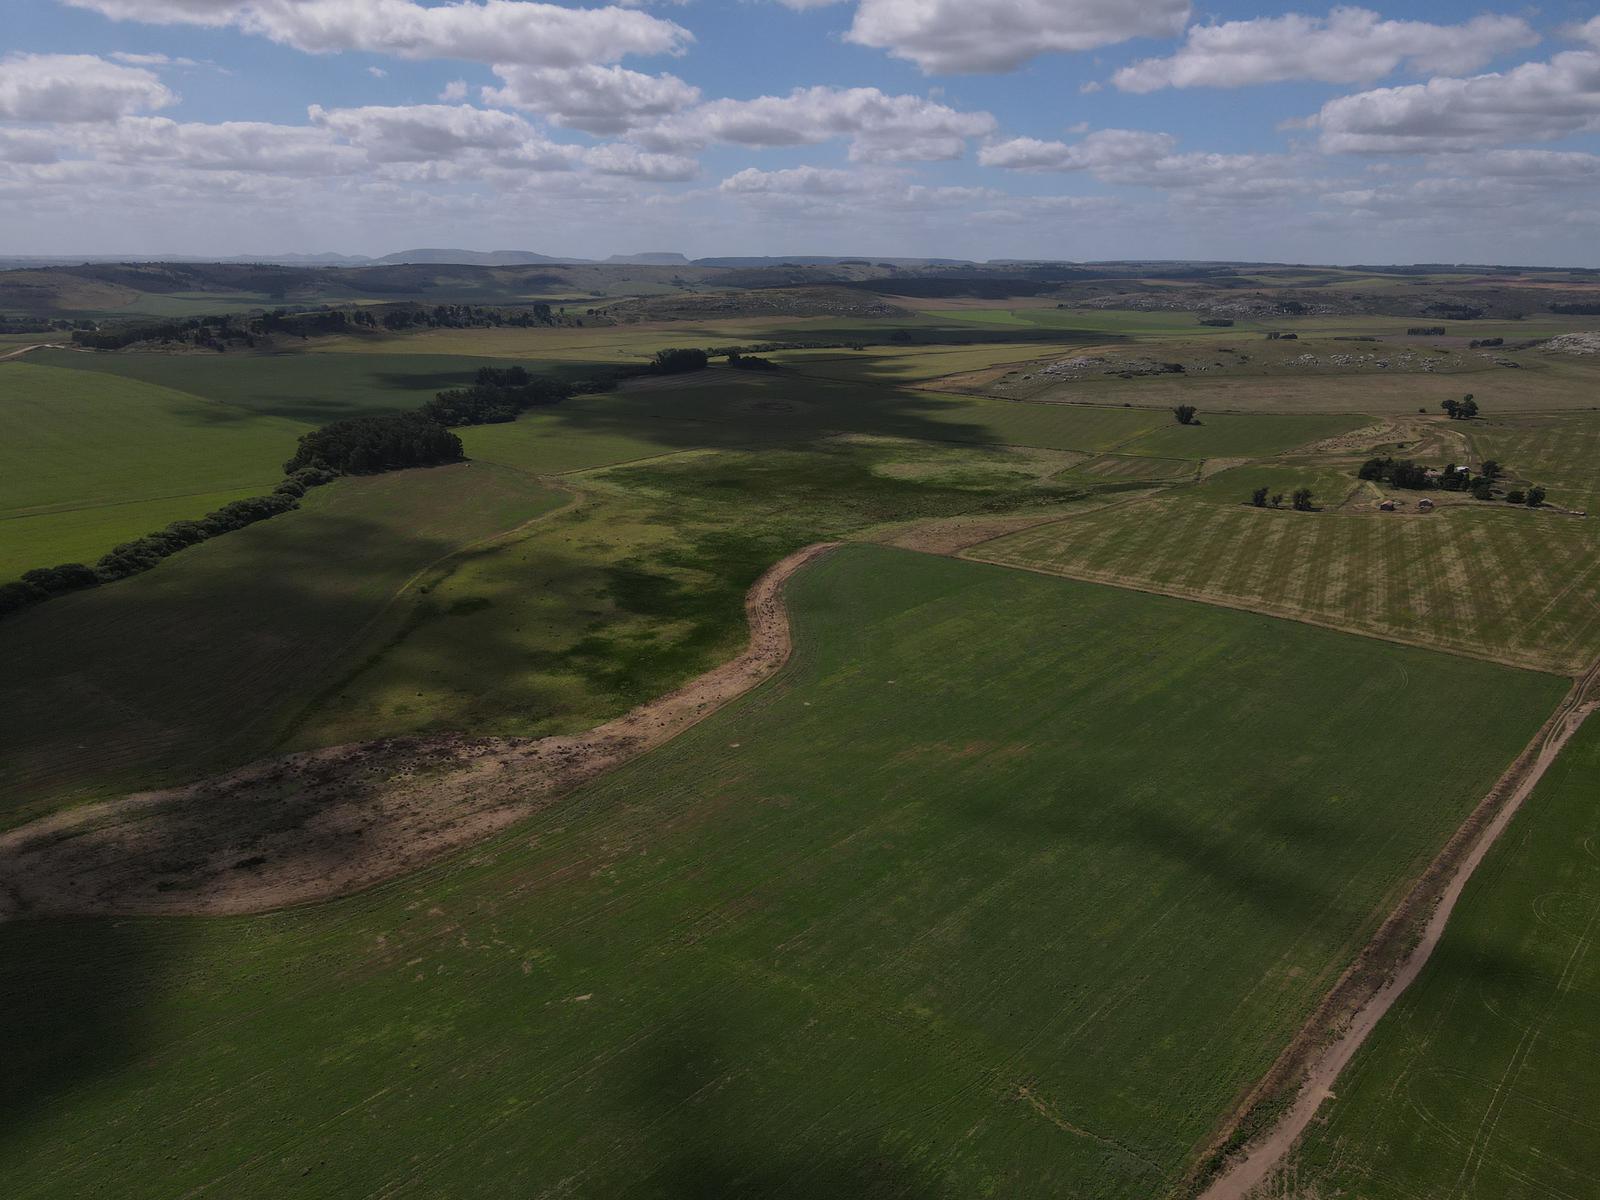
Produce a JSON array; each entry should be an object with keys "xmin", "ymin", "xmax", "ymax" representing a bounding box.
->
[{"xmin": 0, "ymin": 542, "xmax": 840, "ymax": 918}]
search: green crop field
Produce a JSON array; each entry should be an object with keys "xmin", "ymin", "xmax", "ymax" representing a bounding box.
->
[
  {"xmin": 0, "ymin": 361, "xmax": 309, "ymax": 577},
  {"xmin": 974, "ymin": 499, "xmax": 1600, "ymax": 673},
  {"xmin": 1280, "ymin": 715, "xmax": 1600, "ymax": 1200},
  {"xmin": 0, "ymin": 463, "xmax": 564, "ymax": 824},
  {"xmin": 0, "ymin": 547, "xmax": 1566, "ymax": 1199},
  {"xmin": 23, "ymin": 349, "xmax": 539, "ymax": 422}
]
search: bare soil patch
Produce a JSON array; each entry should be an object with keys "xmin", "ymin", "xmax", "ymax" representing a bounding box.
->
[{"xmin": 0, "ymin": 542, "xmax": 840, "ymax": 918}]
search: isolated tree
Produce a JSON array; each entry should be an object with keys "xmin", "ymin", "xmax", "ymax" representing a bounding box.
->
[
  {"xmin": 1251, "ymin": 486, "xmax": 1270, "ymax": 508},
  {"xmin": 1458, "ymin": 396, "xmax": 1479, "ymax": 420},
  {"xmin": 1440, "ymin": 399, "xmax": 1459, "ymax": 419},
  {"xmin": 1271, "ymin": 493, "xmax": 1285, "ymax": 509},
  {"xmin": 1173, "ymin": 404, "xmax": 1198, "ymax": 426},
  {"xmin": 1479, "ymin": 459, "xmax": 1503, "ymax": 482},
  {"xmin": 1506, "ymin": 489, "xmax": 1527, "ymax": 505},
  {"xmin": 1292, "ymin": 488, "xmax": 1315, "ymax": 511},
  {"xmin": 1527, "ymin": 486, "xmax": 1547, "ymax": 507},
  {"xmin": 1470, "ymin": 478, "xmax": 1496, "ymax": 500}
]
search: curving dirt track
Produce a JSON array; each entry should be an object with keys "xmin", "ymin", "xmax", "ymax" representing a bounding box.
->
[
  {"xmin": 1195, "ymin": 658, "xmax": 1600, "ymax": 1199},
  {"xmin": 0, "ymin": 542, "xmax": 840, "ymax": 919}
]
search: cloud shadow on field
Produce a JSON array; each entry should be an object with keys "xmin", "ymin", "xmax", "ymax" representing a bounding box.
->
[{"xmin": 622, "ymin": 1004, "xmax": 948, "ymax": 1199}]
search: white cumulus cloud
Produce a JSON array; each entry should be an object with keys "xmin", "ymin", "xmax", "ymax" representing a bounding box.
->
[
  {"xmin": 0, "ymin": 52, "xmax": 175, "ymax": 122},
  {"xmin": 1113, "ymin": 8, "xmax": 1538, "ymax": 93},
  {"xmin": 1312, "ymin": 50, "xmax": 1600, "ymax": 153},
  {"xmin": 62, "ymin": 0, "xmax": 692, "ymax": 67},
  {"xmin": 485, "ymin": 64, "xmax": 700, "ymax": 134},
  {"xmin": 845, "ymin": 0, "xmax": 1191, "ymax": 74}
]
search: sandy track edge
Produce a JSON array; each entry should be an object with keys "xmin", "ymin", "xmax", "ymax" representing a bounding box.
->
[
  {"xmin": 1189, "ymin": 659, "xmax": 1600, "ymax": 1199},
  {"xmin": 0, "ymin": 541, "xmax": 842, "ymax": 920}
]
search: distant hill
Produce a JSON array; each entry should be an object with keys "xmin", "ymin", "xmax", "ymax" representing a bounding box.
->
[
  {"xmin": 373, "ymin": 249, "xmax": 590, "ymax": 267},
  {"xmin": 606, "ymin": 253, "xmax": 689, "ymax": 266}
]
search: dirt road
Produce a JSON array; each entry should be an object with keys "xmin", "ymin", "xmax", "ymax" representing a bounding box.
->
[
  {"xmin": 1196, "ymin": 661, "xmax": 1600, "ymax": 1199},
  {"xmin": 0, "ymin": 542, "xmax": 840, "ymax": 919}
]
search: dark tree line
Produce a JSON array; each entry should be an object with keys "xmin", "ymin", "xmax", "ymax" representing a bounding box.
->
[
  {"xmin": 421, "ymin": 366, "xmax": 574, "ymax": 426},
  {"xmin": 69, "ymin": 301, "xmax": 570, "ymax": 351},
  {"xmin": 285, "ymin": 412, "xmax": 464, "ymax": 474},
  {"xmin": 652, "ymin": 347, "xmax": 710, "ymax": 374},
  {"xmin": 0, "ymin": 466, "xmax": 336, "ymax": 618},
  {"xmin": 1441, "ymin": 395, "xmax": 1479, "ymax": 420}
]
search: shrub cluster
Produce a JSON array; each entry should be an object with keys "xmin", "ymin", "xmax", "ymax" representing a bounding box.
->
[
  {"xmin": 652, "ymin": 347, "xmax": 710, "ymax": 375},
  {"xmin": 284, "ymin": 412, "xmax": 465, "ymax": 475},
  {"xmin": 421, "ymin": 366, "xmax": 573, "ymax": 426}
]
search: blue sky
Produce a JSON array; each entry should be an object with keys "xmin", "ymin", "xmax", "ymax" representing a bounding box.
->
[{"xmin": 3, "ymin": 0, "xmax": 1599, "ymax": 262}]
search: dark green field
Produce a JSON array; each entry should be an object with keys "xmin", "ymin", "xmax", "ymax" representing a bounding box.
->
[
  {"xmin": 0, "ymin": 463, "xmax": 563, "ymax": 824},
  {"xmin": 0, "ymin": 548, "xmax": 1566, "ymax": 1199},
  {"xmin": 1281, "ymin": 715, "xmax": 1600, "ymax": 1199},
  {"xmin": 24, "ymin": 348, "xmax": 536, "ymax": 422}
]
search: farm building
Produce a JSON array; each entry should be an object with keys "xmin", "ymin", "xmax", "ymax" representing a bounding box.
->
[
  {"xmin": 1418, "ymin": 498, "xmax": 1436, "ymax": 511},
  {"xmin": 1378, "ymin": 500, "xmax": 1396, "ymax": 512}
]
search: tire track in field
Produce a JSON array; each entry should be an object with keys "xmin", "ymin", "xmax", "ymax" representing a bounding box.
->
[{"xmin": 1194, "ymin": 655, "xmax": 1600, "ymax": 1200}]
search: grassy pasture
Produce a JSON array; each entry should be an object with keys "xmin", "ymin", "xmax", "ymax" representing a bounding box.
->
[
  {"xmin": 1064, "ymin": 452, "xmax": 1196, "ymax": 482},
  {"xmin": 1008, "ymin": 358, "xmax": 1600, "ymax": 415},
  {"xmin": 1468, "ymin": 411, "xmax": 1600, "ymax": 512},
  {"xmin": 461, "ymin": 370, "xmax": 1177, "ymax": 463},
  {"xmin": 0, "ymin": 463, "xmax": 564, "ymax": 824},
  {"xmin": 1281, "ymin": 715, "xmax": 1600, "ymax": 1200},
  {"xmin": 291, "ymin": 437, "xmax": 1098, "ymax": 754},
  {"xmin": 1189, "ymin": 463, "xmax": 1363, "ymax": 509},
  {"xmin": 0, "ymin": 361, "xmax": 307, "ymax": 575},
  {"xmin": 0, "ymin": 547, "xmax": 1566, "ymax": 1199},
  {"xmin": 1116, "ymin": 411, "xmax": 1364, "ymax": 458},
  {"xmin": 974, "ymin": 499, "xmax": 1600, "ymax": 674}
]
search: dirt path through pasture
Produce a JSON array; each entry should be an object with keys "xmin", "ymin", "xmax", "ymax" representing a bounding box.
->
[
  {"xmin": 1194, "ymin": 658, "xmax": 1600, "ymax": 1199},
  {"xmin": 0, "ymin": 343, "xmax": 63, "ymax": 362},
  {"xmin": 0, "ymin": 542, "xmax": 841, "ymax": 919}
]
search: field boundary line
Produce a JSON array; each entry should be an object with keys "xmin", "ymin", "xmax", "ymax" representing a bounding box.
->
[
  {"xmin": 1189, "ymin": 655, "xmax": 1600, "ymax": 1200},
  {"xmin": 957, "ymin": 548, "xmax": 1577, "ymax": 677}
]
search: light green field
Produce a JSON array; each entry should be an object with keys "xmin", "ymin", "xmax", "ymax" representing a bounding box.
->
[
  {"xmin": 1189, "ymin": 463, "xmax": 1363, "ymax": 508},
  {"xmin": 0, "ymin": 487, "xmax": 266, "ymax": 580},
  {"xmin": 1117, "ymin": 411, "xmax": 1364, "ymax": 458},
  {"xmin": 1468, "ymin": 411, "xmax": 1600, "ymax": 512},
  {"xmin": 1282, "ymin": 713, "xmax": 1600, "ymax": 1199},
  {"xmin": 0, "ymin": 547, "xmax": 1566, "ymax": 1199},
  {"xmin": 0, "ymin": 361, "xmax": 308, "ymax": 575},
  {"xmin": 974, "ymin": 499, "xmax": 1600, "ymax": 673},
  {"xmin": 1012, "ymin": 359, "xmax": 1600, "ymax": 415},
  {"xmin": 1064, "ymin": 452, "xmax": 1197, "ymax": 482},
  {"xmin": 0, "ymin": 463, "xmax": 564, "ymax": 824}
]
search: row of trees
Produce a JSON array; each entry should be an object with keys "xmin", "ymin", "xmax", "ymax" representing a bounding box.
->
[
  {"xmin": 1250, "ymin": 487, "xmax": 1315, "ymax": 511},
  {"xmin": 68, "ymin": 302, "xmax": 571, "ymax": 352},
  {"xmin": 0, "ymin": 466, "xmax": 337, "ymax": 617}
]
